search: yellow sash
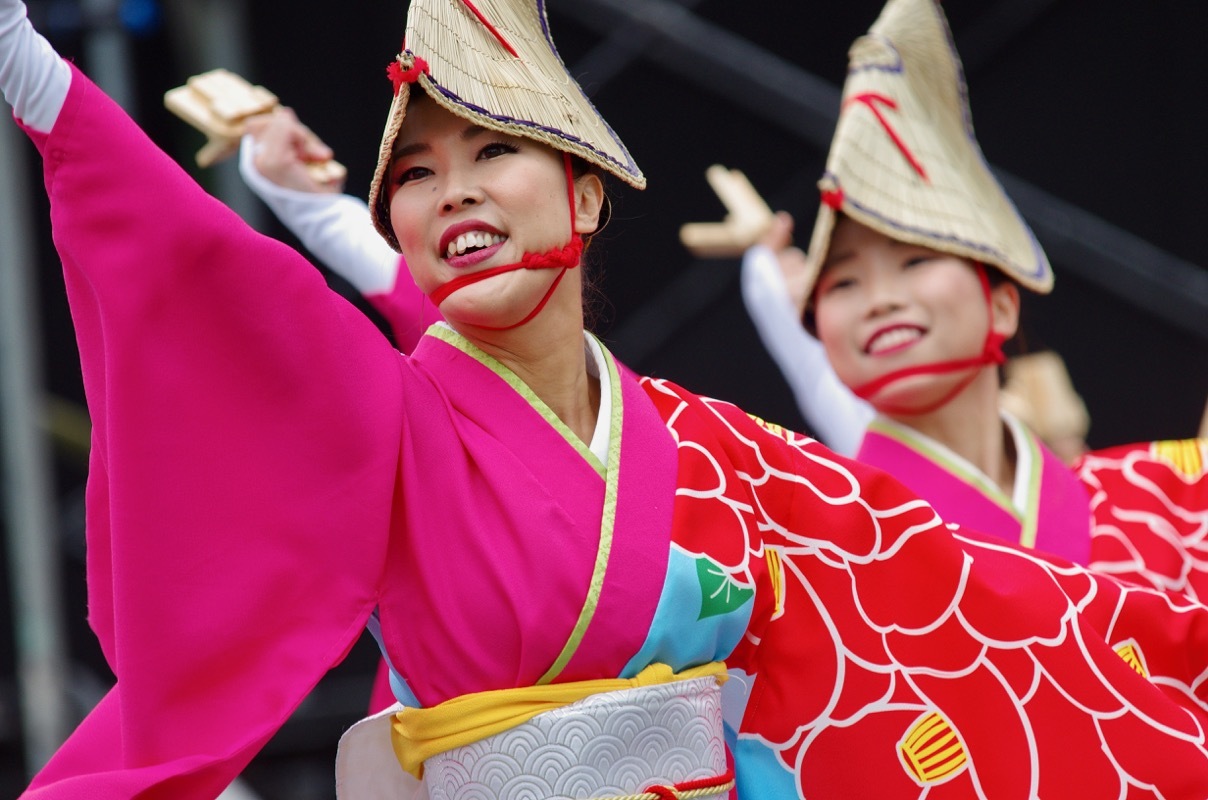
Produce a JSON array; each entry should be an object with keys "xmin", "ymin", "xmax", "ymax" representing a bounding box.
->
[{"xmin": 391, "ymin": 661, "xmax": 728, "ymax": 778}]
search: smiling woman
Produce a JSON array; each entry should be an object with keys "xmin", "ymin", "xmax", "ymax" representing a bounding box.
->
[
  {"xmin": 8, "ymin": 0, "xmax": 1208, "ymax": 797},
  {"xmin": 746, "ymin": 0, "xmax": 1208, "ymax": 599},
  {"xmin": 813, "ymin": 218, "xmax": 1021, "ymax": 421},
  {"xmin": 387, "ymin": 93, "xmax": 603, "ymax": 345}
]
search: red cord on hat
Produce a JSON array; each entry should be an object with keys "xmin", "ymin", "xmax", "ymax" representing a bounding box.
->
[
  {"xmin": 850, "ymin": 263, "xmax": 1006, "ymax": 415},
  {"xmin": 844, "ymin": 92, "xmax": 929, "ymax": 182},
  {"xmin": 387, "ymin": 55, "xmax": 430, "ymax": 95},
  {"xmin": 821, "ymin": 185, "xmax": 845, "ymax": 210},
  {"xmin": 457, "ymin": 0, "xmax": 520, "ymax": 58}
]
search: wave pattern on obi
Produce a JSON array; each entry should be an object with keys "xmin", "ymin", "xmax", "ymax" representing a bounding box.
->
[{"xmin": 423, "ymin": 678, "xmax": 726, "ymax": 800}]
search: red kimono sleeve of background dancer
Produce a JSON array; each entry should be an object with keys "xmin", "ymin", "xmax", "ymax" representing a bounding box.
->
[{"xmin": 1078, "ymin": 438, "xmax": 1208, "ymax": 602}]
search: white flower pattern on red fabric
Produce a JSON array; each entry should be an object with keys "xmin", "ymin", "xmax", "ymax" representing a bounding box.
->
[
  {"xmin": 1078, "ymin": 439, "xmax": 1208, "ymax": 602},
  {"xmin": 643, "ymin": 379, "xmax": 1208, "ymax": 797}
]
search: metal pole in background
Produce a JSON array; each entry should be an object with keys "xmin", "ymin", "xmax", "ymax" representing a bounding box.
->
[
  {"xmin": 78, "ymin": 0, "xmax": 137, "ymax": 109},
  {"xmin": 165, "ymin": 0, "xmax": 264, "ymax": 227},
  {"xmin": 0, "ymin": 118, "xmax": 71, "ymax": 774}
]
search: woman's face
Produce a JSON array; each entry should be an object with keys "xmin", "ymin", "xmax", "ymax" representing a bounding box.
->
[
  {"xmin": 813, "ymin": 217, "xmax": 1018, "ymax": 411},
  {"xmin": 387, "ymin": 96, "xmax": 602, "ymax": 330}
]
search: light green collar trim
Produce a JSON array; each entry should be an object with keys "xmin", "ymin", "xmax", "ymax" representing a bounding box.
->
[
  {"xmin": 428, "ymin": 325, "xmax": 605, "ymax": 477},
  {"xmin": 868, "ymin": 416, "xmax": 1020, "ymax": 521},
  {"xmin": 538, "ymin": 342, "xmax": 623, "ymax": 685},
  {"xmin": 428, "ymin": 324, "xmax": 622, "ymax": 683}
]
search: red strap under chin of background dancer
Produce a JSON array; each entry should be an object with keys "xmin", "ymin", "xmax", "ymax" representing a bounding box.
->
[{"xmin": 849, "ymin": 262, "xmax": 1007, "ymax": 416}]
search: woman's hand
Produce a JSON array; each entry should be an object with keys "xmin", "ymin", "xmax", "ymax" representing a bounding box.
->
[
  {"xmin": 760, "ymin": 211, "xmax": 810, "ymax": 318},
  {"xmin": 245, "ymin": 107, "xmax": 344, "ymax": 194}
]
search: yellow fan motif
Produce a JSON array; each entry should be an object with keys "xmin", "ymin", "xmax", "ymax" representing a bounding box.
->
[
  {"xmin": 765, "ymin": 549, "xmax": 785, "ymax": 618},
  {"xmin": 899, "ymin": 710, "xmax": 968, "ymax": 786},
  {"xmin": 1150, "ymin": 439, "xmax": 1206, "ymax": 482},
  {"xmin": 747, "ymin": 414, "xmax": 796, "ymax": 446},
  {"xmin": 1115, "ymin": 640, "xmax": 1149, "ymax": 679}
]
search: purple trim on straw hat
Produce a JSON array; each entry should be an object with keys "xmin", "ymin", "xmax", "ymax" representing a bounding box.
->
[
  {"xmin": 430, "ymin": 80, "xmax": 643, "ymax": 181},
  {"xmin": 829, "ymin": 173, "xmax": 1050, "ymax": 283}
]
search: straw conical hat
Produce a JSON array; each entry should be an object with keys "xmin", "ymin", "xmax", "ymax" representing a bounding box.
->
[
  {"xmin": 802, "ymin": 0, "xmax": 1052, "ymax": 297},
  {"xmin": 370, "ymin": 0, "xmax": 645, "ymax": 250}
]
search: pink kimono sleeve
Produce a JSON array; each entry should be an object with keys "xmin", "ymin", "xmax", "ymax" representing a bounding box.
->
[
  {"xmin": 365, "ymin": 263, "xmax": 444, "ymax": 354},
  {"xmin": 20, "ymin": 67, "xmax": 404, "ymax": 798}
]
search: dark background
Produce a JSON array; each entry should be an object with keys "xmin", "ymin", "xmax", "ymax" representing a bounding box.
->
[{"xmin": 3, "ymin": 0, "xmax": 1206, "ymax": 796}]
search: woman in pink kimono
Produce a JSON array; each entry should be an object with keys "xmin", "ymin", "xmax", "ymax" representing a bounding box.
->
[
  {"xmin": 7, "ymin": 0, "xmax": 1208, "ymax": 797},
  {"xmin": 745, "ymin": 0, "xmax": 1208, "ymax": 601}
]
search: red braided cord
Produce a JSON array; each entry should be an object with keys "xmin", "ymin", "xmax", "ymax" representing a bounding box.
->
[
  {"xmin": 457, "ymin": 0, "xmax": 520, "ymax": 58},
  {"xmin": 387, "ymin": 56, "xmax": 430, "ymax": 96},
  {"xmin": 844, "ymin": 92, "xmax": 929, "ymax": 181},
  {"xmin": 674, "ymin": 768, "xmax": 735, "ymax": 793},
  {"xmin": 821, "ymin": 185, "xmax": 845, "ymax": 210},
  {"xmin": 642, "ymin": 768, "xmax": 736, "ymax": 799}
]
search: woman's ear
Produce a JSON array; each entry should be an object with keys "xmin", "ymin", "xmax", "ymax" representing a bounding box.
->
[
  {"xmin": 573, "ymin": 173, "xmax": 605, "ymax": 235},
  {"xmin": 990, "ymin": 280, "xmax": 1021, "ymax": 340}
]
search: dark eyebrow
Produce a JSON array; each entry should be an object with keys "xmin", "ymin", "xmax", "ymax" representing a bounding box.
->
[{"xmin": 392, "ymin": 125, "xmax": 491, "ymax": 160}]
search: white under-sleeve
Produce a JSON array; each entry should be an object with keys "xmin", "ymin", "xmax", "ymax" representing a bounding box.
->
[
  {"xmin": 0, "ymin": 0, "xmax": 69, "ymax": 132},
  {"xmin": 238, "ymin": 135, "xmax": 400, "ymax": 296},
  {"xmin": 741, "ymin": 244, "xmax": 873, "ymax": 456}
]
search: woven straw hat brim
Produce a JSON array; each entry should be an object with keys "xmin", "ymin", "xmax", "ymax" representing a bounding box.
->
[
  {"xmin": 802, "ymin": 0, "xmax": 1053, "ymax": 300},
  {"xmin": 369, "ymin": 0, "xmax": 645, "ymax": 252}
]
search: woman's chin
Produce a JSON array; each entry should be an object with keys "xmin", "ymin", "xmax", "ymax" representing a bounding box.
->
[
  {"xmin": 441, "ymin": 276, "xmax": 546, "ymax": 330},
  {"xmin": 867, "ymin": 374, "xmax": 962, "ymax": 417}
]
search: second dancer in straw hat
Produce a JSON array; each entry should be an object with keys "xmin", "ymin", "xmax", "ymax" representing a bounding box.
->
[
  {"xmin": 7, "ymin": 0, "xmax": 1208, "ymax": 797},
  {"xmin": 744, "ymin": 0, "xmax": 1208, "ymax": 600}
]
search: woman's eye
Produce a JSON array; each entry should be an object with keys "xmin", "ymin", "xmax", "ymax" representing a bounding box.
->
[
  {"xmin": 395, "ymin": 166, "xmax": 431, "ymax": 186},
  {"xmin": 479, "ymin": 141, "xmax": 519, "ymax": 160},
  {"xmin": 903, "ymin": 254, "xmax": 936, "ymax": 268},
  {"xmin": 820, "ymin": 276, "xmax": 855, "ymax": 295}
]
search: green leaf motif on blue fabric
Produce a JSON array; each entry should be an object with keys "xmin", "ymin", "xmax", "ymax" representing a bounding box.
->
[{"xmin": 696, "ymin": 556, "xmax": 754, "ymax": 621}]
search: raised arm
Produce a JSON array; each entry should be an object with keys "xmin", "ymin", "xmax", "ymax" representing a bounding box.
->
[
  {"xmin": 4, "ymin": 3, "xmax": 405, "ymax": 793},
  {"xmin": 740, "ymin": 214, "xmax": 872, "ymax": 455},
  {"xmin": 0, "ymin": 0, "xmax": 68, "ymax": 131}
]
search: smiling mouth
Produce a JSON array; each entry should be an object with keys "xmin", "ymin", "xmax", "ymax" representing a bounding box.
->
[
  {"xmin": 865, "ymin": 326, "xmax": 924, "ymax": 355},
  {"xmin": 445, "ymin": 231, "xmax": 508, "ymax": 259}
]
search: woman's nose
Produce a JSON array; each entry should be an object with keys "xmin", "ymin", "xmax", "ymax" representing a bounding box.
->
[
  {"xmin": 442, "ymin": 194, "xmax": 478, "ymax": 212},
  {"xmin": 440, "ymin": 172, "xmax": 484, "ymax": 213},
  {"xmin": 864, "ymin": 271, "xmax": 905, "ymax": 317}
]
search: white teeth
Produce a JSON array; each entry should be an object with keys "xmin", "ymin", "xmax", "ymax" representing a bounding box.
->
[
  {"xmin": 868, "ymin": 327, "xmax": 921, "ymax": 354},
  {"xmin": 446, "ymin": 232, "xmax": 506, "ymax": 258}
]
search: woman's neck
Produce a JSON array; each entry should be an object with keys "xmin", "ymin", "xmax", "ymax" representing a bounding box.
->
[
  {"xmin": 457, "ymin": 283, "xmax": 601, "ymax": 447},
  {"xmin": 887, "ymin": 369, "xmax": 1014, "ymax": 495}
]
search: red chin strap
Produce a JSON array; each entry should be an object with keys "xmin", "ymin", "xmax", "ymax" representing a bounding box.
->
[
  {"xmin": 851, "ymin": 263, "xmax": 1007, "ymax": 416},
  {"xmin": 427, "ymin": 153, "xmax": 583, "ymax": 331}
]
